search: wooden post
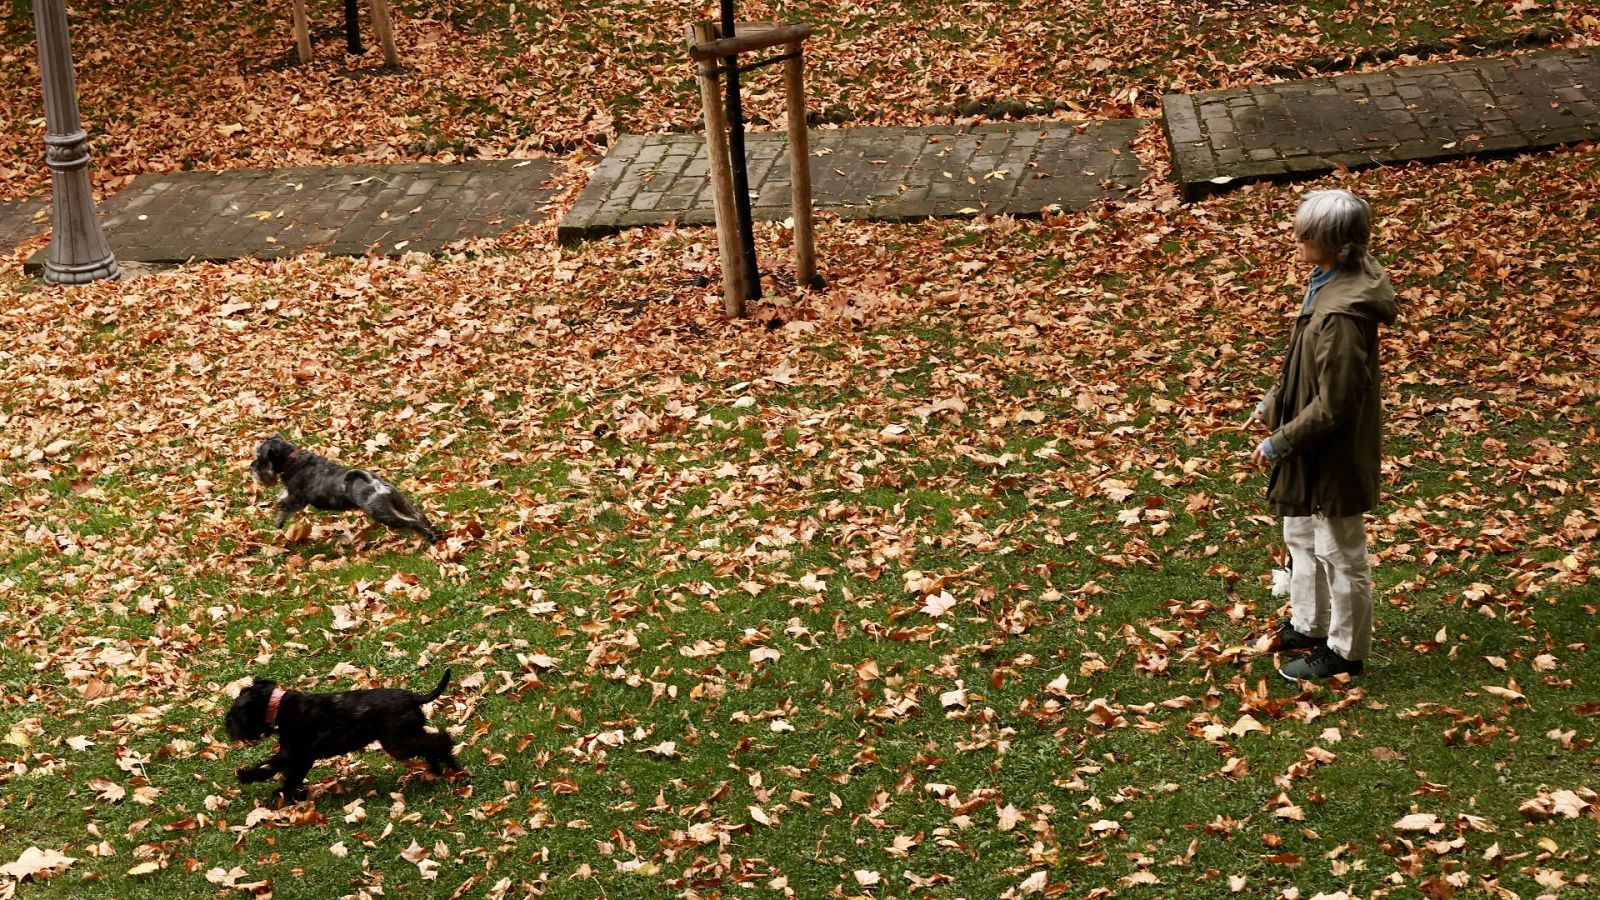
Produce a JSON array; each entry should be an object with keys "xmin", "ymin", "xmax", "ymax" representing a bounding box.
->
[
  {"xmin": 689, "ymin": 22, "xmax": 746, "ymax": 317},
  {"xmin": 291, "ymin": 0, "xmax": 312, "ymax": 64},
  {"xmin": 783, "ymin": 41, "xmax": 817, "ymax": 288},
  {"xmin": 369, "ymin": 0, "xmax": 400, "ymax": 67}
]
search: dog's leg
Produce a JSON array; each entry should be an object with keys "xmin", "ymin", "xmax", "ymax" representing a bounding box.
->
[
  {"xmin": 394, "ymin": 495, "xmax": 442, "ymax": 545},
  {"xmin": 276, "ymin": 756, "xmax": 314, "ymax": 801},
  {"xmin": 386, "ymin": 490, "xmax": 439, "ymax": 544},
  {"xmin": 421, "ymin": 732, "xmax": 461, "ymax": 775},
  {"xmin": 237, "ymin": 763, "xmax": 275, "ymax": 783},
  {"xmin": 238, "ymin": 752, "xmax": 288, "ymax": 783},
  {"xmin": 362, "ymin": 490, "xmax": 440, "ymax": 545},
  {"xmin": 382, "ymin": 732, "xmax": 459, "ymax": 775},
  {"xmin": 273, "ymin": 493, "xmax": 308, "ymax": 529}
]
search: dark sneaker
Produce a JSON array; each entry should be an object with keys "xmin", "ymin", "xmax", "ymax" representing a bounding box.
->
[
  {"xmin": 1274, "ymin": 622, "xmax": 1327, "ymax": 652},
  {"xmin": 1279, "ymin": 646, "xmax": 1364, "ymax": 682}
]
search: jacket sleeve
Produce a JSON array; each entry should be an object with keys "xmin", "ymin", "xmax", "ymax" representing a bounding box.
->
[
  {"xmin": 1262, "ymin": 384, "xmax": 1281, "ymax": 429},
  {"xmin": 1270, "ymin": 315, "xmax": 1370, "ymax": 457}
]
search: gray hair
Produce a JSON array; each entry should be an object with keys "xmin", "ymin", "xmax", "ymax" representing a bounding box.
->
[{"xmin": 1294, "ymin": 189, "xmax": 1371, "ymax": 267}]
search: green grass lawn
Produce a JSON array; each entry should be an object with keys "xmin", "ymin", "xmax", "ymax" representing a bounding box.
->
[{"xmin": 1, "ymin": 143, "xmax": 1596, "ymax": 897}]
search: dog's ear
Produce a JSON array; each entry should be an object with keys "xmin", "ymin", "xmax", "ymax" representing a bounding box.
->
[{"xmin": 258, "ymin": 436, "xmax": 293, "ymax": 464}]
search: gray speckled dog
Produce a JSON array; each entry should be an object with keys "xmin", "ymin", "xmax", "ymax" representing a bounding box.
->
[{"xmin": 251, "ymin": 435, "xmax": 441, "ymax": 545}]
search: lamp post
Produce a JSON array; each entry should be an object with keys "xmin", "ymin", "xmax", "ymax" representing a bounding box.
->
[{"xmin": 34, "ymin": 0, "xmax": 119, "ymax": 285}]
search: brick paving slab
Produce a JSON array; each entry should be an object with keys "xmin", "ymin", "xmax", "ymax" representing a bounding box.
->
[
  {"xmin": 0, "ymin": 198, "xmax": 47, "ymax": 254},
  {"xmin": 22, "ymin": 159, "xmax": 559, "ymax": 271},
  {"xmin": 558, "ymin": 121, "xmax": 1146, "ymax": 240},
  {"xmin": 1165, "ymin": 47, "xmax": 1600, "ymax": 200}
]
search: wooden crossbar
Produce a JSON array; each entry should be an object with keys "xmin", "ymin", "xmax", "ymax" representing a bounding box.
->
[{"xmin": 690, "ymin": 23, "xmax": 812, "ymax": 61}]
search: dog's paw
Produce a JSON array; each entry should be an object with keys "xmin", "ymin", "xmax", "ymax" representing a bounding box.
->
[{"xmin": 276, "ymin": 786, "xmax": 309, "ymax": 803}]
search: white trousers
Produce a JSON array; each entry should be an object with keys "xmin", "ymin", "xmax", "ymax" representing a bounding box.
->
[{"xmin": 1283, "ymin": 514, "xmax": 1373, "ymax": 661}]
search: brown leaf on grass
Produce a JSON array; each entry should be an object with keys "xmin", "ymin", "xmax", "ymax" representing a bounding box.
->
[
  {"xmin": 89, "ymin": 777, "xmax": 126, "ymax": 803},
  {"xmin": 1015, "ymin": 870, "xmax": 1048, "ymax": 894},
  {"xmin": 1394, "ymin": 813, "xmax": 1445, "ymax": 834},
  {"xmin": 1084, "ymin": 698, "xmax": 1124, "ymax": 728},
  {"xmin": 0, "ymin": 847, "xmax": 76, "ymax": 882},
  {"xmin": 1519, "ymin": 789, "xmax": 1595, "ymax": 820},
  {"xmin": 1482, "ymin": 681, "xmax": 1526, "ymax": 702},
  {"xmin": 1229, "ymin": 714, "xmax": 1268, "ymax": 738}
]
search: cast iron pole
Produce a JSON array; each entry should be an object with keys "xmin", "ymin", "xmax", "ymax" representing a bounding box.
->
[
  {"xmin": 720, "ymin": 0, "xmax": 760, "ymax": 300},
  {"xmin": 345, "ymin": 0, "xmax": 364, "ymax": 53},
  {"xmin": 34, "ymin": 0, "xmax": 119, "ymax": 285}
]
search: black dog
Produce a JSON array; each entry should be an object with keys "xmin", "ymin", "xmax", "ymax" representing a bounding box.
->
[
  {"xmin": 250, "ymin": 435, "xmax": 441, "ymax": 545},
  {"xmin": 227, "ymin": 670, "xmax": 460, "ymax": 800}
]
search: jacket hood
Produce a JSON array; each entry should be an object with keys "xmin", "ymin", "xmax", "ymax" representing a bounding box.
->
[{"xmin": 1319, "ymin": 253, "xmax": 1398, "ymax": 326}]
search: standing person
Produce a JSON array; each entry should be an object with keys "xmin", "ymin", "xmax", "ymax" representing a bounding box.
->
[{"xmin": 1248, "ymin": 189, "xmax": 1398, "ymax": 681}]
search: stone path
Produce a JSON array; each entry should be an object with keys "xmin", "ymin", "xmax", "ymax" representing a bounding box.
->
[
  {"xmin": 557, "ymin": 121, "xmax": 1146, "ymax": 240},
  {"xmin": 0, "ymin": 198, "xmax": 46, "ymax": 255},
  {"xmin": 18, "ymin": 160, "xmax": 558, "ymax": 270},
  {"xmin": 1165, "ymin": 46, "xmax": 1600, "ymax": 200},
  {"xmin": 7, "ymin": 48, "xmax": 1599, "ymax": 269}
]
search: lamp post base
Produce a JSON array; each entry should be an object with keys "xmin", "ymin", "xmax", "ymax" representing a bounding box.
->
[{"xmin": 44, "ymin": 254, "xmax": 120, "ymax": 285}]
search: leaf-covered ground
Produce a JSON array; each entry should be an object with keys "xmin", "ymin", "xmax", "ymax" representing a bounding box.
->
[
  {"xmin": 2, "ymin": 0, "xmax": 1596, "ymax": 199},
  {"xmin": 3, "ymin": 1, "xmax": 1600, "ymax": 898},
  {"xmin": 2, "ymin": 134, "xmax": 1598, "ymax": 896}
]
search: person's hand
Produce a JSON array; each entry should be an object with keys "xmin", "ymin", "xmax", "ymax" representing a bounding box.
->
[
  {"xmin": 1250, "ymin": 443, "xmax": 1270, "ymax": 467},
  {"xmin": 1246, "ymin": 404, "xmax": 1266, "ymax": 431}
]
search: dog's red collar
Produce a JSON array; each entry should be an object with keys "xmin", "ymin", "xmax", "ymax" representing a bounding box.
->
[{"xmin": 265, "ymin": 687, "xmax": 286, "ymax": 729}]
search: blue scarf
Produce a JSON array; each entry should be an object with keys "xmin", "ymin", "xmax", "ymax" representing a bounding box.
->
[{"xmin": 1301, "ymin": 266, "xmax": 1336, "ymax": 316}]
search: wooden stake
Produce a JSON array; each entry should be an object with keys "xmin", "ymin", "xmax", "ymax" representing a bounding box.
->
[
  {"xmin": 689, "ymin": 22, "xmax": 746, "ymax": 317},
  {"xmin": 370, "ymin": 0, "xmax": 400, "ymax": 66},
  {"xmin": 291, "ymin": 0, "xmax": 312, "ymax": 64},
  {"xmin": 783, "ymin": 41, "xmax": 817, "ymax": 287}
]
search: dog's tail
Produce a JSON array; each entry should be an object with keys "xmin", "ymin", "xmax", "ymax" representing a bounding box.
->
[{"xmin": 418, "ymin": 669, "xmax": 452, "ymax": 704}]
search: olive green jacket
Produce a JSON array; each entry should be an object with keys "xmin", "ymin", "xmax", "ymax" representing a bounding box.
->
[{"xmin": 1262, "ymin": 254, "xmax": 1399, "ymax": 518}]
